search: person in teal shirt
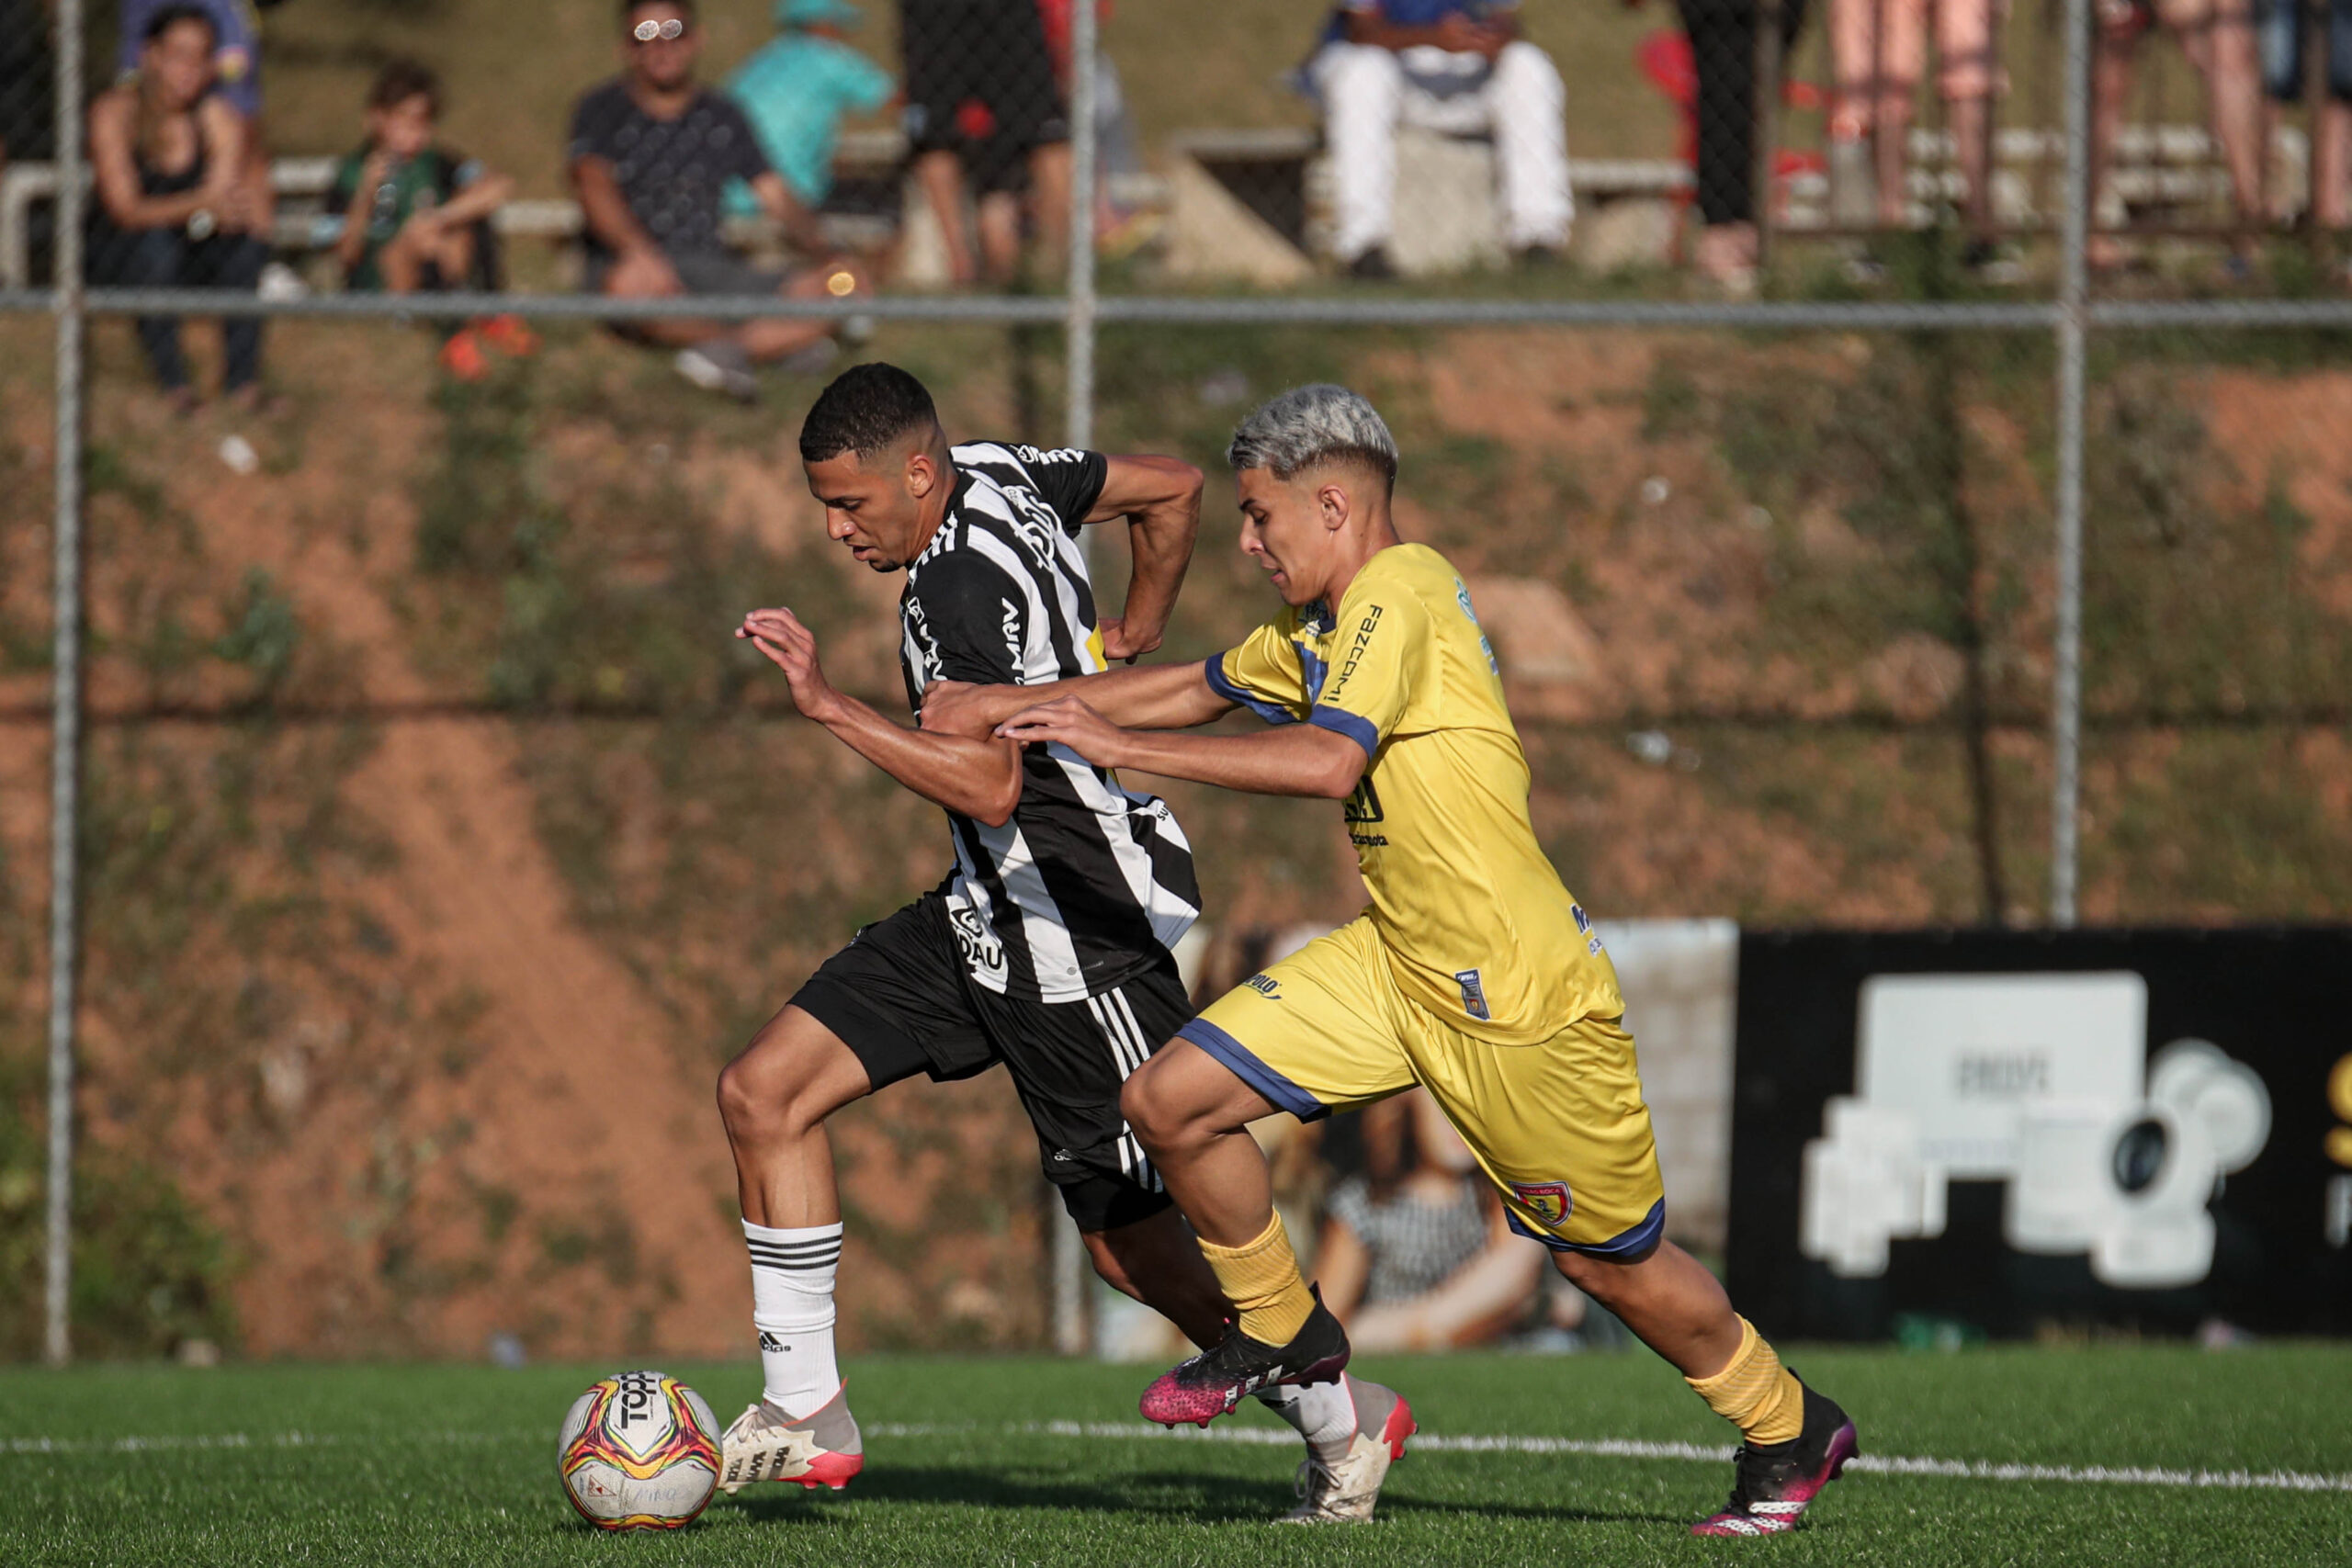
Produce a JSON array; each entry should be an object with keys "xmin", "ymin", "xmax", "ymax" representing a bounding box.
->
[{"xmin": 724, "ymin": 0, "xmax": 895, "ymax": 216}]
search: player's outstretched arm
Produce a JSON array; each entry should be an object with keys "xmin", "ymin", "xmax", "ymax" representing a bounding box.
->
[
  {"xmin": 740, "ymin": 607, "xmax": 1024, "ymax": 827},
  {"xmin": 1083, "ymin": 456, "xmax": 1203, "ymax": 662},
  {"xmin": 921, "ymin": 660, "xmax": 1231, "ymax": 739},
  {"xmin": 997, "ymin": 696, "xmax": 1364, "ymax": 801}
]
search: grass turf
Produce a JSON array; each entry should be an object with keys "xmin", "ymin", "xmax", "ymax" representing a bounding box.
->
[{"xmin": 2, "ymin": 1347, "xmax": 2348, "ymax": 1565}]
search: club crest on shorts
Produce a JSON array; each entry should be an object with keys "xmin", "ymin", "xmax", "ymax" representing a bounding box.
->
[
  {"xmin": 1454, "ymin": 968, "xmax": 1490, "ymax": 1021},
  {"xmin": 1512, "ymin": 1180, "xmax": 1573, "ymax": 1228}
]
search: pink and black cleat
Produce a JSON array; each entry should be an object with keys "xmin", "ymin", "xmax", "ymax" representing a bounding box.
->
[
  {"xmin": 1690, "ymin": 1381, "xmax": 1858, "ymax": 1538},
  {"xmin": 1139, "ymin": 1286, "xmax": 1351, "ymax": 1428}
]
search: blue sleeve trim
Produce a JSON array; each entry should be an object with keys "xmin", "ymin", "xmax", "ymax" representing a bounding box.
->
[
  {"xmin": 1204, "ymin": 655, "xmax": 1298, "ymax": 727},
  {"xmin": 1176, "ymin": 1018, "xmax": 1329, "ymax": 1122},
  {"xmin": 1307, "ymin": 704, "xmax": 1381, "ymax": 760},
  {"xmin": 1507, "ymin": 1197, "xmax": 1667, "ymax": 1259}
]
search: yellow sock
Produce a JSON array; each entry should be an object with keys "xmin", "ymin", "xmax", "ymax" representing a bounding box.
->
[
  {"xmin": 1686, "ymin": 1317, "xmax": 1805, "ymax": 1447},
  {"xmin": 1197, "ymin": 1213, "xmax": 1317, "ymax": 1346}
]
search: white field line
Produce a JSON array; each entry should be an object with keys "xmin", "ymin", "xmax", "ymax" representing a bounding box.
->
[
  {"xmin": 9, "ymin": 1420, "xmax": 2349, "ymax": 1495},
  {"xmin": 865, "ymin": 1421, "xmax": 2352, "ymax": 1495}
]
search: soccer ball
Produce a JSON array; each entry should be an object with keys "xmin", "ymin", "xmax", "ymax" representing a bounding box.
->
[{"xmin": 556, "ymin": 1370, "xmax": 722, "ymax": 1530}]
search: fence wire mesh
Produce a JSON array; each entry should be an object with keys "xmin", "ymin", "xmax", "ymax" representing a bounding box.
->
[{"xmin": 5, "ymin": 0, "xmax": 2352, "ymax": 1365}]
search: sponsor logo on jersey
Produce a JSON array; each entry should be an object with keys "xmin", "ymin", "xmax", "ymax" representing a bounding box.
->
[
  {"xmin": 1455, "ymin": 967, "xmax": 1491, "ymax": 1021},
  {"xmin": 1572, "ymin": 903, "xmax": 1591, "ymax": 934},
  {"xmin": 1000, "ymin": 483, "xmax": 1065, "ymax": 568},
  {"xmin": 1511, "ymin": 1180, "xmax": 1574, "ymax": 1228},
  {"xmin": 903, "ymin": 595, "xmax": 943, "ymax": 687},
  {"xmin": 1244, "ymin": 972, "xmax": 1281, "ymax": 998},
  {"xmin": 1328, "ymin": 604, "xmax": 1385, "ymax": 702},
  {"xmin": 944, "ymin": 892, "xmax": 1009, "ymax": 987},
  {"xmin": 1001, "ymin": 596, "xmax": 1023, "ymax": 667},
  {"xmin": 1342, "ymin": 774, "xmax": 1385, "ymax": 825},
  {"xmin": 1454, "ymin": 578, "xmax": 1499, "ymax": 675}
]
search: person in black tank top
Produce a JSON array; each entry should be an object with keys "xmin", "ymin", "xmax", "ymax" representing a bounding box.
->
[{"xmin": 87, "ymin": 6, "xmax": 269, "ymax": 406}]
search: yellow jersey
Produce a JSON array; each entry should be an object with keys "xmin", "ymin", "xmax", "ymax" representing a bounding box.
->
[{"xmin": 1204, "ymin": 543, "xmax": 1623, "ymax": 1044}]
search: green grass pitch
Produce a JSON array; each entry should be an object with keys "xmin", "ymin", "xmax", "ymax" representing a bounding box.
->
[{"xmin": 4, "ymin": 1347, "xmax": 2348, "ymax": 1565}]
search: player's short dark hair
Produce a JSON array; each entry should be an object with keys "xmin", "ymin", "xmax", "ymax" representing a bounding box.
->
[
  {"xmin": 799, "ymin": 363, "xmax": 944, "ymax": 465},
  {"xmin": 368, "ymin": 58, "xmax": 442, "ymax": 116},
  {"xmin": 619, "ymin": 0, "xmax": 696, "ymax": 27},
  {"xmin": 144, "ymin": 3, "xmax": 218, "ymax": 45}
]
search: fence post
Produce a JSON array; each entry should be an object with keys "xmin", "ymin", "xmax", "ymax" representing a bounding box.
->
[
  {"xmin": 2049, "ymin": 0, "xmax": 2092, "ymax": 927},
  {"xmin": 1752, "ymin": 0, "xmax": 1786, "ymax": 276},
  {"xmin": 1064, "ymin": 0, "xmax": 1099, "ymax": 454},
  {"xmin": 45, "ymin": 0, "xmax": 88, "ymax": 1368},
  {"xmin": 1052, "ymin": 0, "xmax": 1101, "ymax": 1360}
]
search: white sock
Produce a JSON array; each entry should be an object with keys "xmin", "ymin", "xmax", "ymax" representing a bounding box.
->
[
  {"xmin": 1255, "ymin": 1373, "xmax": 1359, "ymax": 1464},
  {"xmin": 744, "ymin": 1219, "xmax": 842, "ymax": 1419}
]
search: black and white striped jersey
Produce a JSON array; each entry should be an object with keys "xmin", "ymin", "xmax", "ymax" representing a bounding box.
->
[{"xmin": 896, "ymin": 441, "xmax": 1201, "ymax": 1005}]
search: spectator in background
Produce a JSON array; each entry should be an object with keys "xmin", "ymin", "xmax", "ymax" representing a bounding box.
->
[
  {"xmin": 117, "ymin": 0, "xmax": 277, "ymax": 284},
  {"xmin": 570, "ymin": 0, "xmax": 868, "ymax": 401},
  {"xmin": 0, "ymin": 0, "xmax": 56, "ymax": 179},
  {"xmin": 87, "ymin": 5, "xmax": 268, "ymax": 411},
  {"xmin": 899, "ymin": 0, "xmax": 1072, "ymax": 284},
  {"xmin": 2090, "ymin": 0, "xmax": 2265, "ymax": 272},
  {"xmin": 726, "ymin": 0, "xmax": 893, "ymax": 220},
  {"xmin": 329, "ymin": 60, "xmax": 533, "ymax": 378},
  {"xmin": 1633, "ymin": 0, "xmax": 1808, "ymax": 290},
  {"xmin": 1317, "ymin": 1089, "xmax": 1548, "ymax": 1351},
  {"xmin": 1306, "ymin": 0, "xmax": 1572, "ymax": 277},
  {"xmin": 1826, "ymin": 0, "xmax": 2005, "ymax": 265},
  {"xmin": 2260, "ymin": 0, "xmax": 2351, "ymax": 245}
]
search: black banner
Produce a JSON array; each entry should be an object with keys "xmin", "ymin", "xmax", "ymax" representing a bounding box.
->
[{"xmin": 1726, "ymin": 929, "xmax": 2352, "ymax": 1340}]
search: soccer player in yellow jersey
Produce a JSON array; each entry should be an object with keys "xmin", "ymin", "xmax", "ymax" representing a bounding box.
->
[{"xmin": 928, "ymin": 384, "xmax": 1858, "ymax": 1536}]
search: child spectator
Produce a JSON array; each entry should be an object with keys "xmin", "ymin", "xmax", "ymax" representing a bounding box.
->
[
  {"xmin": 328, "ymin": 59, "xmax": 532, "ymax": 378},
  {"xmin": 88, "ymin": 4, "xmax": 269, "ymax": 411},
  {"xmin": 724, "ymin": 0, "xmax": 894, "ymax": 216}
]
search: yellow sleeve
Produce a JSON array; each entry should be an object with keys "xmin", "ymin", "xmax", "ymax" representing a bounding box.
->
[
  {"xmin": 1205, "ymin": 616, "xmax": 1308, "ymax": 725},
  {"xmin": 1309, "ymin": 579, "xmax": 1433, "ymax": 759}
]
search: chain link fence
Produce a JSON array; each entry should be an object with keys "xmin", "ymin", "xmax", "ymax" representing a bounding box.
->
[{"xmin": 3, "ymin": 0, "xmax": 2350, "ymax": 1364}]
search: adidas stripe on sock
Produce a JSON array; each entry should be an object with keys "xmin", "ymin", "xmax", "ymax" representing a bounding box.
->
[{"xmin": 744, "ymin": 1219, "xmax": 842, "ymax": 1420}]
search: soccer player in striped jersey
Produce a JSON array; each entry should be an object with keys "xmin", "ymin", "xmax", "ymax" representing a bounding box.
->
[{"xmin": 715, "ymin": 364, "xmax": 1412, "ymax": 1522}]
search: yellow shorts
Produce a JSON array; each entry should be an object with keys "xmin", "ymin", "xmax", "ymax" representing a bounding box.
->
[{"xmin": 1181, "ymin": 914, "xmax": 1667, "ymax": 1258}]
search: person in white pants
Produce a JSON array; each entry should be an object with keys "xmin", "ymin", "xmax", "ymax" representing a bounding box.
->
[{"xmin": 1309, "ymin": 0, "xmax": 1573, "ymax": 276}]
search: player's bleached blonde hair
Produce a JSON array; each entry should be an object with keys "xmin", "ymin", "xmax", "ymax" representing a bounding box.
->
[{"xmin": 1226, "ymin": 384, "xmax": 1398, "ymax": 492}]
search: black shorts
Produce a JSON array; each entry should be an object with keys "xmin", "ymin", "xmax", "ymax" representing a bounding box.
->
[
  {"xmin": 790, "ymin": 891, "xmax": 1189, "ymax": 1233},
  {"xmin": 900, "ymin": 0, "xmax": 1069, "ymax": 195}
]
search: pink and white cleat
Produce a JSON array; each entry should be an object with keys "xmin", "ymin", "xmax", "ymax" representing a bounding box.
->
[
  {"xmin": 1277, "ymin": 1376, "xmax": 1417, "ymax": 1523},
  {"xmin": 718, "ymin": 1385, "xmax": 864, "ymax": 1495}
]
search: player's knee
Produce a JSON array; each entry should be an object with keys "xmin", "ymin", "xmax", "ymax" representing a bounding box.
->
[
  {"xmin": 1120, "ymin": 1066, "xmax": 1196, "ymax": 1156},
  {"xmin": 714, "ymin": 1055, "xmax": 771, "ymax": 1141},
  {"xmin": 716, "ymin": 1044, "xmax": 823, "ymax": 1145},
  {"xmin": 1080, "ymin": 1230, "xmax": 1146, "ymax": 1301}
]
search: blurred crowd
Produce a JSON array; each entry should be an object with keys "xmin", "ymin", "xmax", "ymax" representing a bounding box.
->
[{"xmin": 0, "ymin": 0, "xmax": 2346, "ymax": 402}]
